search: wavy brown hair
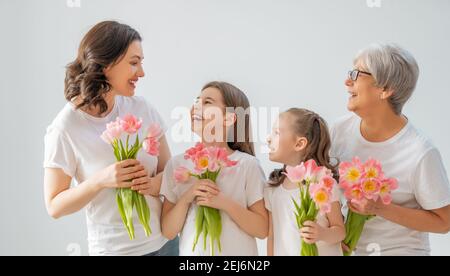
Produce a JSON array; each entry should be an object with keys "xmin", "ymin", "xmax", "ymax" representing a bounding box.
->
[
  {"xmin": 268, "ymin": 108, "xmax": 338, "ymax": 186},
  {"xmin": 64, "ymin": 21, "xmax": 141, "ymax": 115},
  {"xmin": 202, "ymin": 81, "xmax": 255, "ymax": 156}
]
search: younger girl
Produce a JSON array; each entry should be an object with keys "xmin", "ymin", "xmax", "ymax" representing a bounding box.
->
[
  {"xmin": 265, "ymin": 108, "xmax": 345, "ymax": 256},
  {"xmin": 160, "ymin": 81, "xmax": 269, "ymax": 256}
]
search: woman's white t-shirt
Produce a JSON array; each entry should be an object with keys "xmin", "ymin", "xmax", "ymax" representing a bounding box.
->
[
  {"xmin": 44, "ymin": 96, "xmax": 168, "ymax": 256},
  {"xmin": 330, "ymin": 114, "xmax": 450, "ymax": 256},
  {"xmin": 160, "ymin": 151, "xmax": 266, "ymax": 256},
  {"xmin": 264, "ymin": 183, "xmax": 343, "ymax": 256}
]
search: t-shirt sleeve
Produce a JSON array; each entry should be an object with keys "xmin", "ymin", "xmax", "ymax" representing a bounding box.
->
[
  {"xmin": 160, "ymin": 158, "xmax": 178, "ymax": 203},
  {"xmin": 329, "ymin": 122, "xmax": 340, "ymax": 162},
  {"xmin": 43, "ymin": 126, "xmax": 77, "ymax": 178},
  {"xmin": 413, "ymin": 148, "xmax": 450, "ymax": 210},
  {"xmin": 263, "ymin": 186, "xmax": 274, "ymax": 211},
  {"xmin": 145, "ymin": 99, "xmax": 168, "ymax": 138},
  {"xmin": 329, "ymin": 114, "xmax": 354, "ymax": 161},
  {"xmin": 245, "ymin": 158, "xmax": 266, "ymax": 207}
]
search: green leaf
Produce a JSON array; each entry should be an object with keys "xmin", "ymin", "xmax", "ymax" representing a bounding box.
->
[
  {"xmin": 203, "ymin": 206, "xmax": 222, "ymax": 256},
  {"xmin": 190, "ymin": 175, "xmax": 223, "ymax": 255},
  {"xmin": 126, "ymin": 135, "xmax": 130, "ymax": 153},
  {"xmin": 343, "ymin": 210, "xmax": 370, "ymax": 255},
  {"xmin": 119, "ymin": 140, "xmax": 127, "ymax": 160},
  {"xmin": 135, "ymin": 193, "xmax": 152, "ymax": 236},
  {"xmin": 128, "ymin": 147, "xmax": 138, "ymax": 159},
  {"xmin": 134, "ymin": 135, "xmax": 140, "ymax": 150},
  {"xmin": 121, "ymin": 188, "xmax": 135, "ymax": 240},
  {"xmin": 203, "ymin": 212, "xmax": 208, "ymax": 251},
  {"xmin": 291, "ymin": 197, "xmax": 301, "ymax": 214},
  {"xmin": 116, "ymin": 190, "xmax": 133, "ymax": 239},
  {"xmin": 192, "ymin": 206, "xmax": 204, "ymax": 252},
  {"xmin": 300, "ymin": 186, "xmax": 309, "ymax": 211},
  {"xmin": 306, "ymin": 199, "xmax": 317, "ymax": 219},
  {"xmin": 297, "ymin": 207, "xmax": 307, "ymax": 227},
  {"xmin": 111, "ymin": 144, "xmax": 121, "ymax": 161}
]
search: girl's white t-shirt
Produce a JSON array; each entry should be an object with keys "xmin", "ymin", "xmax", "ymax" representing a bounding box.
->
[
  {"xmin": 264, "ymin": 183, "xmax": 343, "ymax": 256},
  {"xmin": 330, "ymin": 114, "xmax": 450, "ymax": 256},
  {"xmin": 43, "ymin": 96, "xmax": 168, "ymax": 256},
  {"xmin": 160, "ymin": 151, "xmax": 266, "ymax": 256}
]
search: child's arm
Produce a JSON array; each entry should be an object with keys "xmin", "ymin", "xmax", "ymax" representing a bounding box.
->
[
  {"xmin": 196, "ymin": 180, "xmax": 269, "ymax": 239},
  {"xmin": 161, "ymin": 179, "xmax": 220, "ymax": 240},
  {"xmin": 224, "ymin": 199, "xmax": 269, "ymax": 239},
  {"xmin": 267, "ymin": 212, "xmax": 274, "ymax": 256},
  {"xmin": 161, "ymin": 199, "xmax": 189, "ymax": 240},
  {"xmin": 299, "ymin": 201, "xmax": 346, "ymax": 244}
]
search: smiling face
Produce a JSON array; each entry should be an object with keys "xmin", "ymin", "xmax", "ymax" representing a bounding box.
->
[
  {"xmin": 103, "ymin": 40, "xmax": 145, "ymax": 97},
  {"xmin": 267, "ymin": 112, "xmax": 307, "ymax": 165},
  {"xmin": 345, "ymin": 60, "xmax": 387, "ymax": 118},
  {"xmin": 191, "ymin": 86, "xmax": 235, "ymax": 142}
]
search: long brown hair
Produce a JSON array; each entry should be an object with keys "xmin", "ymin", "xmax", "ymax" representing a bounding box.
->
[
  {"xmin": 64, "ymin": 21, "xmax": 141, "ymax": 116},
  {"xmin": 268, "ymin": 108, "xmax": 338, "ymax": 186},
  {"xmin": 202, "ymin": 81, "xmax": 255, "ymax": 156}
]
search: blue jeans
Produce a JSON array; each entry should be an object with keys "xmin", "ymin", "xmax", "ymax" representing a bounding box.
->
[{"xmin": 144, "ymin": 237, "xmax": 179, "ymax": 256}]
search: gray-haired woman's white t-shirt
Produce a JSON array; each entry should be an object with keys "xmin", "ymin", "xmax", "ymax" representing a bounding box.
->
[
  {"xmin": 330, "ymin": 114, "xmax": 450, "ymax": 256},
  {"xmin": 44, "ymin": 96, "xmax": 167, "ymax": 255}
]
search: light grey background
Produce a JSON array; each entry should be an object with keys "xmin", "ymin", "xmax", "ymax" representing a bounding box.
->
[{"xmin": 0, "ymin": 0, "xmax": 449, "ymax": 255}]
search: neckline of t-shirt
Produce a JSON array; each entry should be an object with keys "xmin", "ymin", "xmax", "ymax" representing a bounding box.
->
[
  {"xmin": 354, "ymin": 115, "xmax": 411, "ymax": 147},
  {"xmin": 229, "ymin": 150, "xmax": 241, "ymax": 159},
  {"xmin": 69, "ymin": 96, "xmax": 121, "ymax": 123},
  {"xmin": 279, "ymin": 182, "xmax": 299, "ymax": 193}
]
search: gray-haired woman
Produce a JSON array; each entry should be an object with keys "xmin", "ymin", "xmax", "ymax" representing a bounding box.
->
[{"xmin": 330, "ymin": 43, "xmax": 450, "ymax": 256}]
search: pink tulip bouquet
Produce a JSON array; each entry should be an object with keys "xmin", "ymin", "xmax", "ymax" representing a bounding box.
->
[
  {"xmin": 174, "ymin": 143, "xmax": 238, "ymax": 256},
  {"xmin": 339, "ymin": 157, "xmax": 398, "ymax": 256},
  {"xmin": 101, "ymin": 114, "xmax": 162, "ymax": 240},
  {"xmin": 284, "ymin": 159, "xmax": 337, "ymax": 256}
]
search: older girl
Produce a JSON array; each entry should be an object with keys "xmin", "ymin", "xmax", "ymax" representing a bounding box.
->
[{"xmin": 160, "ymin": 81, "xmax": 268, "ymax": 256}]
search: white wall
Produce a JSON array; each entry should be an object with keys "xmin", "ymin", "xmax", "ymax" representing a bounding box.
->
[{"xmin": 0, "ymin": 0, "xmax": 449, "ymax": 255}]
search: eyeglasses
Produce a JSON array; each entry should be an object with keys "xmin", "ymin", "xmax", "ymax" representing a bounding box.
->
[{"xmin": 348, "ymin": 69, "xmax": 372, "ymax": 81}]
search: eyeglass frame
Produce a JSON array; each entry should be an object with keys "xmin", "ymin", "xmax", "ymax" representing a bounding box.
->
[{"xmin": 348, "ymin": 69, "xmax": 372, "ymax": 81}]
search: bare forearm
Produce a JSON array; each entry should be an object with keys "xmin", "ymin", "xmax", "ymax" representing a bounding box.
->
[
  {"xmin": 48, "ymin": 178, "xmax": 102, "ymax": 219},
  {"xmin": 267, "ymin": 235, "xmax": 274, "ymax": 256},
  {"xmin": 224, "ymin": 200, "xmax": 268, "ymax": 239},
  {"xmin": 267, "ymin": 213, "xmax": 274, "ymax": 256},
  {"xmin": 377, "ymin": 203, "xmax": 450, "ymax": 234},
  {"xmin": 320, "ymin": 225, "xmax": 346, "ymax": 244},
  {"xmin": 149, "ymin": 172, "xmax": 163, "ymax": 197},
  {"xmin": 162, "ymin": 200, "xmax": 190, "ymax": 239}
]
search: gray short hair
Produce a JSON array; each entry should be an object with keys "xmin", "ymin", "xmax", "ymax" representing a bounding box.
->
[{"xmin": 354, "ymin": 43, "xmax": 420, "ymax": 115}]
